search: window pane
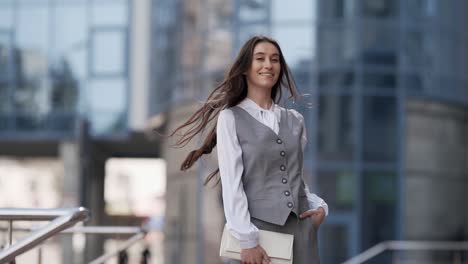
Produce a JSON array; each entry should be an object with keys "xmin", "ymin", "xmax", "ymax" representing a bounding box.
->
[
  {"xmin": 14, "ymin": 76, "xmax": 48, "ymax": 113},
  {"xmin": 239, "ymin": 0, "xmax": 268, "ymax": 22},
  {"xmin": 90, "ymin": 111, "xmax": 126, "ymax": 135},
  {"xmin": 91, "ymin": 1, "xmax": 128, "ymax": 26},
  {"xmin": 437, "ymin": 0, "xmax": 456, "ymax": 25},
  {"xmin": 318, "ymin": 94, "xmax": 355, "ymax": 161},
  {"xmin": 362, "ymin": 170, "xmax": 397, "ymax": 250},
  {"xmin": 320, "ymin": 224, "xmax": 350, "ymax": 263},
  {"xmin": 318, "ymin": 69, "xmax": 355, "ymax": 89},
  {"xmin": 361, "ymin": 22, "xmax": 397, "ymax": 52},
  {"xmin": 401, "ymin": 72, "xmax": 423, "ymax": 94},
  {"xmin": 0, "ymin": 112, "xmax": 12, "ymax": 131},
  {"xmin": 361, "ymin": 50, "xmax": 397, "ymax": 67},
  {"xmin": 0, "ymin": 33, "xmax": 10, "ymax": 77},
  {"xmin": 0, "ymin": 82, "xmax": 9, "ymax": 112},
  {"xmin": 49, "ymin": 60, "xmax": 79, "ymax": 112},
  {"xmin": 272, "ymin": 26, "xmax": 312, "ymax": 68},
  {"xmin": 317, "ymin": 25, "xmax": 358, "ymax": 68},
  {"xmin": 401, "ymin": 72, "xmax": 440, "ymax": 95},
  {"xmin": 0, "ymin": 3, "xmax": 13, "ymax": 29},
  {"xmin": 401, "ymin": 31, "xmax": 424, "ymax": 70},
  {"xmin": 88, "ymin": 79, "xmax": 126, "ymax": 112},
  {"xmin": 438, "ymin": 33, "xmax": 459, "ymax": 76},
  {"xmin": 18, "ymin": 0, "xmax": 49, "ymax": 4},
  {"xmin": 362, "ymin": 0, "xmax": 398, "ymax": 18},
  {"xmin": 403, "ymin": 0, "xmax": 437, "ymax": 20},
  {"xmin": 53, "ymin": 4, "xmax": 87, "ymax": 79},
  {"xmin": 238, "ymin": 24, "xmax": 269, "ymax": 46},
  {"xmin": 88, "ymin": 79, "xmax": 127, "ymax": 135},
  {"xmin": 363, "ymin": 70, "xmax": 396, "ymax": 91},
  {"xmin": 363, "ymin": 96, "xmax": 397, "ymax": 162},
  {"xmin": 44, "ymin": 111, "xmax": 76, "ymax": 132},
  {"xmin": 316, "ymin": 0, "xmax": 357, "ymax": 20},
  {"xmin": 272, "ymin": 0, "xmax": 315, "ymax": 22},
  {"xmin": 17, "ymin": 6, "xmax": 49, "ymax": 77},
  {"xmin": 317, "ymin": 170, "xmax": 355, "ymax": 210},
  {"xmin": 91, "ymin": 30, "xmax": 126, "ymax": 75}
]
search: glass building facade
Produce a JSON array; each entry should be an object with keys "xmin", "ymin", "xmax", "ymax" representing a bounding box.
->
[
  {"xmin": 229, "ymin": 0, "xmax": 467, "ymax": 263},
  {"xmin": 0, "ymin": 0, "xmax": 130, "ymax": 137}
]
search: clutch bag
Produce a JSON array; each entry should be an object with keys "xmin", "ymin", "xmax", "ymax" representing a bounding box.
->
[{"xmin": 219, "ymin": 224, "xmax": 293, "ymax": 264}]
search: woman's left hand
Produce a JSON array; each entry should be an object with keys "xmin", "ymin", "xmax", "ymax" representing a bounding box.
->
[{"xmin": 299, "ymin": 207, "xmax": 325, "ymax": 229}]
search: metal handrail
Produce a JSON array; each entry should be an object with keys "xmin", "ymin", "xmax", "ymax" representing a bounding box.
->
[
  {"xmin": 0, "ymin": 226, "xmax": 143, "ymax": 235},
  {"xmin": 89, "ymin": 231, "xmax": 146, "ymax": 264},
  {"xmin": 1, "ymin": 225, "xmax": 148, "ymax": 264},
  {"xmin": 342, "ymin": 240, "xmax": 468, "ymax": 264},
  {"xmin": 0, "ymin": 207, "xmax": 89, "ymax": 263}
]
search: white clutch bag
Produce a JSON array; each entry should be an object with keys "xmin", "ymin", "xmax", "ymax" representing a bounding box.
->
[{"xmin": 219, "ymin": 224, "xmax": 294, "ymax": 264}]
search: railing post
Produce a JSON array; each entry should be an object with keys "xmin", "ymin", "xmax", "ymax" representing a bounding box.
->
[
  {"xmin": 8, "ymin": 220, "xmax": 13, "ymax": 245},
  {"xmin": 8, "ymin": 220, "xmax": 15, "ymax": 264},
  {"xmin": 0, "ymin": 207, "xmax": 89, "ymax": 263},
  {"xmin": 38, "ymin": 246, "xmax": 42, "ymax": 264}
]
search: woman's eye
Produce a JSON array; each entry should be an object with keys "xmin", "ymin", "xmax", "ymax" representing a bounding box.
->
[
  {"xmin": 272, "ymin": 58, "xmax": 279, "ymax": 63},
  {"xmin": 256, "ymin": 57, "xmax": 264, "ymax": 61}
]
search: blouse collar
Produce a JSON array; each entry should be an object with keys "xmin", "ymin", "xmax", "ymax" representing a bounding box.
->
[{"xmin": 239, "ymin": 97, "xmax": 276, "ymax": 113}]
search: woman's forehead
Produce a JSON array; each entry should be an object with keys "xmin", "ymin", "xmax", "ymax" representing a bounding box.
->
[{"xmin": 253, "ymin": 42, "xmax": 279, "ymax": 55}]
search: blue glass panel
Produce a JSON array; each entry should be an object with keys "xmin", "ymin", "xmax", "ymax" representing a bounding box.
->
[
  {"xmin": 320, "ymin": 224, "xmax": 349, "ymax": 263},
  {"xmin": 271, "ymin": 25, "xmax": 313, "ymax": 68},
  {"xmin": 91, "ymin": 30, "xmax": 126, "ymax": 76},
  {"xmin": 363, "ymin": 96, "xmax": 397, "ymax": 162},
  {"xmin": 238, "ymin": 24, "xmax": 269, "ymax": 45},
  {"xmin": 91, "ymin": 1, "xmax": 128, "ymax": 26},
  {"xmin": 0, "ymin": 81, "xmax": 9, "ymax": 112},
  {"xmin": 90, "ymin": 111, "xmax": 126, "ymax": 135},
  {"xmin": 362, "ymin": 170, "xmax": 397, "ymax": 253},
  {"xmin": 239, "ymin": 0, "xmax": 268, "ymax": 22},
  {"xmin": 88, "ymin": 78, "xmax": 126, "ymax": 112},
  {"xmin": 318, "ymin": 94, "xmax": 355, "ymax": 161},
  {"xmin": 362, "ymin": 70, "xmax": 397, "ymax": 91},
  {"xmin": 362, "ymin": 0, "xmax": 399, "ymax": 18},
  {"xmin": 16, "ymin": 6, "xmax": 49, "ymax": 77},
  {"xmin": 52, "ymin": 4, "xmax": 87, "ymax": 79},
  {"xmin": 0, "ymin": 32, "xmax": 10, "ymax": 77},
  {"xmin": 272, "ymin": 0, "xmax": 315, "ymax": 22},
  {"xmin": 0, "ymin": 2, "xmax": 13, "ymax": 30},
  {"xmin": 361, "ymin": 22, "xmax": 397, "ymax": 52},
  {"xmin": 317, "ymin": 25, "xmax": 358, "ymax": 68},
  {"xmin": 318, "ymin": 170, "xmax": 356, "ymax": 210}
]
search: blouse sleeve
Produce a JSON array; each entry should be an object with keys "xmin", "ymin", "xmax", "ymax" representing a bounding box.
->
[
  {"xmin": 290, "ymin": 109, "xmax": 329, "ymax": 216},
  {"xmin": 216, "ymin": 109, "xmax": 259, "ymax": 248}
]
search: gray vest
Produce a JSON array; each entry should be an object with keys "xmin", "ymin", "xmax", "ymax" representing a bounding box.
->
[{"xmin": 230, "ymin": 106, "xmax": 310, "ymax": 226}]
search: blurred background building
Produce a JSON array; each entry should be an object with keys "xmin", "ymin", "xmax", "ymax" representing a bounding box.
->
[{"xmin": 0, "ymin": 0, "xmax": 467, "ymax": 264}]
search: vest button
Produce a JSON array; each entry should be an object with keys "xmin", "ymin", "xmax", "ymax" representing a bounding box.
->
[
  {"xmin": 281, "ymin": 178, "xmax": 287, "ymax": 184},
  {"xmin": 284, "ymin": 191, "xmax": 290, "ymax": 196},
  {"xmin": 276, "ymin": 139, "xmax": 282, "ymax": 144},
  {"xmin": 287, "ymin": 202, "xmax": 293, "ymax": 208},
  {"xmin": 280, "ymin": 151, "xmax": 286, "ymax": 157},
  {"xmin": 280, "ymin": 165, "xmax": 286, "ymax": 171}
]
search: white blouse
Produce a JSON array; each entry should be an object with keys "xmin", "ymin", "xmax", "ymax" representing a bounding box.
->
[{"xmin": 216, "ymin": 97, "xmax": 329, "ymax": 249}]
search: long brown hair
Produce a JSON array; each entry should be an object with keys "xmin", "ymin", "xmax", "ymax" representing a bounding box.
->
[{"xmin": 169, "ymin": 35, "xmax": 299, "ymax": 185}]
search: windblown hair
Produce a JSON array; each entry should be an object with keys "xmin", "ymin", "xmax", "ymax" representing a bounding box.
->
[{"xmin": 169, "ymin": 35, "xmax": 299, "ymax": 185}]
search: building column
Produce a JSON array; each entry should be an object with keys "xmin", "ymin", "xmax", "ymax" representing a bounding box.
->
[
  {"xmin": 404, "ymin": 100, "xmax": 467, "ymax": 264},
  {"xmin": 59, "ymin": 141, "xmax": 82, "ymax": 264}
]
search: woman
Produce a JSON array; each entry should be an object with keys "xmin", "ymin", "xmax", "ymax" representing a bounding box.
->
[{"xmin": 171, "ymin": 35, "xmax": 328, "ymax": 264}]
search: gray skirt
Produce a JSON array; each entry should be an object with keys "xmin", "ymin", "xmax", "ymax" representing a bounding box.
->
[{"xmin": 230, "ymin": 213, "xmax": 320, "ymax": 264}]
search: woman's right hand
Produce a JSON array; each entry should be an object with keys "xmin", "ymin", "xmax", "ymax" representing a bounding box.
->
[{"xmin": 240, "ymin": 245, "xmax": 270, "ymax": 264}]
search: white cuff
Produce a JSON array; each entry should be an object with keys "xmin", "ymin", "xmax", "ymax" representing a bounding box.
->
[{"xmin": 239, "ymin": 236, "xmax": 259, "ymax": 249}]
